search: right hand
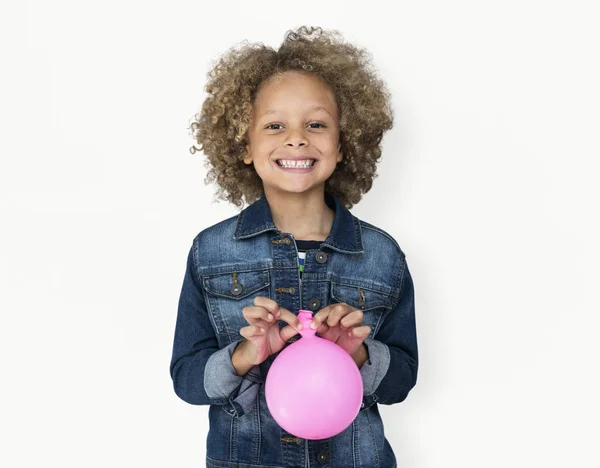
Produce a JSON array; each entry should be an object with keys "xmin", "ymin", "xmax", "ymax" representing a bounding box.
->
[{"xmin": 232, "ymin": 296, "xmax": 303, "ymax": 374}]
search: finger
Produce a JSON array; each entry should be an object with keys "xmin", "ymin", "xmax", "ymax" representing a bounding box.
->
[
  {"xmin": 242, "ymin": 306, "xmax": 277, "ymax": 325},
  {"xmin": 326, "ymin": 303, "xmax": 352, "ymax": 328},
  {"xmin": 340, "ymin": 309, "xmax": 364, "ymax": 329},
  {"xmin": 240, "ymin": 325, "xmax": 265, "ymax": 340},
  {"xmin": 277, "ymin": 308, "xmax": 303, "ymax": 331},
  {"xmin": 316, "ymin": 322, "xmax": 329, "ymax": 335},
  {"xmin": 310, "ymin": 303, "xmax": 337, "ymax": 329},
  {"xmin": 253, "ymin": 296, "xmax": 281, "ymax": 316},
  {"xmin": 250, "ymin": 319, "xmax": 271, "ymax": 331},
  {"xmin": 347, "ymin": 325, "xmax": 371, "ymax": 339},
  {"xmin": 279, "ymin": 324, "xmax": 300, "ymax": 342}
]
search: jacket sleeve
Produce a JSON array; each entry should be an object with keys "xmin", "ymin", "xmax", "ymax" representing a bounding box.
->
[
  {"xmin": 357, "ymin": 258, "xmax": 419, "ymax": 409},
  {"xmin": 169, "ymin": 244, "xmax": 261, "ymax": 417}
]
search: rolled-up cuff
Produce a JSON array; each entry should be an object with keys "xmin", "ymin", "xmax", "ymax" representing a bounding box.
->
[
  {"xmin": 360, "ymin": 337, "xmax": 391, "ymax": 396},
  {"xmin": 204, "ymin": 340, "xmax": 262, "ymax": 416}
]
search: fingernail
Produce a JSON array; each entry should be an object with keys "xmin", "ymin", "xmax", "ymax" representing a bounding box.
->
[
  {"xmin": 297, "ymin": 323, "xmax": 303, "ymax": 330},
  {"xmin": 260, "ymin": 328, "xmax": 265, "ymax": 333},
  {"xmin": 310, "ymin": 321, "xmax": 317, "ymax": 329},
  {"xmin": 267, "ymin": 313, "xmax": 273, "ymax": 321}
]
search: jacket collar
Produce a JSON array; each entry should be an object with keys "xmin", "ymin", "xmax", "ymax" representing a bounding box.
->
[{"xmin": 234, "ymin": 191, "xmax": 364, "ymax": 254}]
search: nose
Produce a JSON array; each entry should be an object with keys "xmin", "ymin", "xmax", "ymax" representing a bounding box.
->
[{"xmin": 284, "ymin": 127, "xmax": 308, "ymax": 148}]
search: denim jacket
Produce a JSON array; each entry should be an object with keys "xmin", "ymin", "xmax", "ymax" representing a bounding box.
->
[{"xmin": 170, "ymin": 192, "xmax": 418, "ymax": 468}]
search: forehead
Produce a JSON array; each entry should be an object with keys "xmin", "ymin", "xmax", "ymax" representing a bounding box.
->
[{"xmin": 253, "ymin": 71, "xmax": 337, "ymax": 112}]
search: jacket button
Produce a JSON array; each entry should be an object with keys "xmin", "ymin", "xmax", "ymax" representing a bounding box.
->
[
  {"xmin": 230, "ymin": 283, "xmax": 243, "ymax": 296},
  {"xmin": 315, "ymin": 251, "xmax": 328, "ymax": 264},
  {"xmin": 317, "ymin": 451, "xmax": 330, "ymax": 463},
  {"xmin": 308, "ymin": 298, "xmax": 321, "ymax": 311}
]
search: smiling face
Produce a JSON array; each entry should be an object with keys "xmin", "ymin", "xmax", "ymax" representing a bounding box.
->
[{"xmin": 244, "ymin": 70, "xmax": 343, "ymax": 197}]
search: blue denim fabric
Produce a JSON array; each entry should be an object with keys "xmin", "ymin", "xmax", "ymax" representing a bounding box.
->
[{"xmin": 170, "ymin": 192, "xmax": 418, "ymax": 468}]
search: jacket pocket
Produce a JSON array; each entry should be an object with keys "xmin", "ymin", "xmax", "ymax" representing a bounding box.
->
[
  {"xmin": 330, "ymin": 281, "xmax": 394, "ymax": 337},
  {"xmin": 203, "ymin": 268, "xmax": 271, "ymax": 342}
]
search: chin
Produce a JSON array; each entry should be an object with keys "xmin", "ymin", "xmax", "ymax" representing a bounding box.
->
[{"xmin": 268, "ymin": 183, "xmax": 320, "ymax": 195}]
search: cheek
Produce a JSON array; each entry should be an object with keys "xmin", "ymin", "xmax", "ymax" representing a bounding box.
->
[
  {"xmin": 253, "ymin": 137, "xmax": 278, "ymax": 155},
  {"xmin": 314, "ymin": 133, "xmax": 340, "ymax": 151}
]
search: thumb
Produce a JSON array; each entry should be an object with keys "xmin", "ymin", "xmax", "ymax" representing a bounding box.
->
[{"xmin": 279, "ymin": 324, "xmax": 300, "ymax": 342}]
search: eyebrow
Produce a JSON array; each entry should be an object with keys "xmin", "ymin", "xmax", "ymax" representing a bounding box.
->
[{"xmin": 261, "ymin": 106, "xmax": 333, "ymax": 117}]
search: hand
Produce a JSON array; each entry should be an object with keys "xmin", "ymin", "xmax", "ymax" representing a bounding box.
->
[
  {"xmin": 309, "ymin": 302, "xmax": 371, "ymax": 367},
  {"xmin": 232, "ymin": 296, "xmax": 302, "ymax": 375}
]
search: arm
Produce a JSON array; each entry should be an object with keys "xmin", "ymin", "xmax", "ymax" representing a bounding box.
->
[
  {"xmin": 357, "ymin": 259, "xmax": 419, "ymax": 409},
  {"xmin": 169, "ymin": 244, "xmax": 261, "ymax": 416}
]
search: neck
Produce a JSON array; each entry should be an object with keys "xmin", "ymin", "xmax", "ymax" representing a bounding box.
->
[{"xmin": 263, "ymin": 186, "xmax": 334, "ymax": 241}]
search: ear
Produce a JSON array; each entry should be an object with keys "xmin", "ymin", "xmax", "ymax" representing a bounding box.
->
[
  {"xmin": 243, "ymin": 144, "xmax": 253, "ymax": 165},
  {"xmin": 336, "ymin": 142, "xmax": 343, "ymax": 163}
]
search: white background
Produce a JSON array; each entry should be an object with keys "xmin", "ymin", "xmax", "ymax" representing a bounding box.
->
[{"xmin": 1, "ymin": 0, "xmax": 599, "ymax": 466}]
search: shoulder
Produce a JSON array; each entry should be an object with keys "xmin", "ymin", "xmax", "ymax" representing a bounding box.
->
[
  {"xmin": 356, "ymin": 216, "xmax": 408, "ymax": 288},
  {"xmin": 357, "ymin": 217, "xmax": 406, "ymax": 260},
  {"xmin": 192, "ymin": 213, "xmax": 238, "ymax": 244},
  {"xmin": 355, "ymin": 216, "xmax": 412, "ymax": 297},
  {"xmin": 188, "ymin": 214, "xmax": 239, "ymax": 268}
]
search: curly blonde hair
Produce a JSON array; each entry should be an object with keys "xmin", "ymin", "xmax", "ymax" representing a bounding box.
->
[{"xmin": 189, "ymin": 26, "xmax": 394, "ymax": 209}]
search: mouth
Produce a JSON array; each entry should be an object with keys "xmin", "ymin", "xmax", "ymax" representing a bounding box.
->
[{"xmin": 275, "ymin": 159, "xmax": 317, "ymax": 169}]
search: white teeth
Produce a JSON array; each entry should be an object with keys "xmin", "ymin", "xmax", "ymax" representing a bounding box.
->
[{"xmin": 277, "ymin": 159, "xmax": 315, "ymax": 168}]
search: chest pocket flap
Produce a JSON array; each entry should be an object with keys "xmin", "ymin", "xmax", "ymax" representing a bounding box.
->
[
  {"xmin": 330, "ymin": 281, "xmax": 395, "ymax": 312},
  {"xmin": 203, "ymin": 269, "xmax": 270, "ymax": 300}
]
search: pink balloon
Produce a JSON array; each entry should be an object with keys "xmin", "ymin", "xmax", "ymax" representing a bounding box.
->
[{"xmin": 265, "ymin": 309, "xmax": 363, "ymax": 440}]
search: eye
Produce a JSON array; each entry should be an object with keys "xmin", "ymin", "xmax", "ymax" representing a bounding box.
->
[{"xmin": 264, "ymin": 122, "xmax": 326, "ymax": 131}]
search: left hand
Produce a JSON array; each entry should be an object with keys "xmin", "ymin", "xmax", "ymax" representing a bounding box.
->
[{"xmin": 309, "ymin": 302, "xmax": 371, "ymax": 366}]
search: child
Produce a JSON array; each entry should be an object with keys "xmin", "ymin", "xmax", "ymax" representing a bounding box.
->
[{"xmin": 170, "ymin": 26, "xmax": 418, "ymax": 468}]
